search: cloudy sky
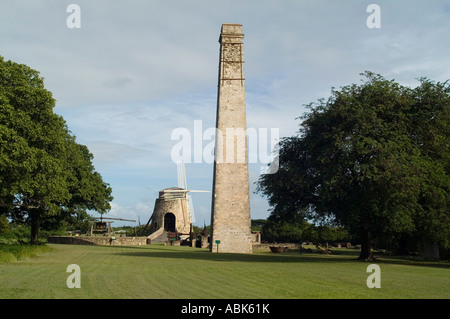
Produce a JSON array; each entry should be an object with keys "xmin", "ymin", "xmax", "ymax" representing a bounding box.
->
[{"xmin": 1, "ymin": 0, "xmax": 449, "ymax": 227}]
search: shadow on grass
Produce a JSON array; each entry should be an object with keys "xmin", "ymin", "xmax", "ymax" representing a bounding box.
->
[
  {"xmin": 107, "ymin": 244, "xmax": 450, "ymax": 269},
  {"xmin": 108, "ymin": 245, "xmax": 348, "ymax": 263},
  {"xmin": 373, "ymin": 254, "xmax": 450, "ymax": 269}
]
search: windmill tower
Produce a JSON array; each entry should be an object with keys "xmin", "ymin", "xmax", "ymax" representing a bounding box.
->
[{"xmin": 146, "ymin": 162, "xmax": 209, "ymax": 243}]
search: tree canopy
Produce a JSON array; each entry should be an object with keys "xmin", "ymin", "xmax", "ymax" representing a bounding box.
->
[
  {"xmin": 257, "ymin": 72, "xmax": 450, "ymax": 260},
  {"xmin": 0, "ymin": 56, "xmax": 113, "ymax": 243}
]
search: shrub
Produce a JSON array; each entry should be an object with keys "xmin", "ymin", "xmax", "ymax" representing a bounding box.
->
[{"xmin": 0, "ymin": 244, "xmax": 53, "ymax": 263}]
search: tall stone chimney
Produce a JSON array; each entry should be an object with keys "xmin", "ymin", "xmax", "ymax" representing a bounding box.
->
[{"xmin": 210, "ymin": 24, "xmax": 252, "ymax": 254}]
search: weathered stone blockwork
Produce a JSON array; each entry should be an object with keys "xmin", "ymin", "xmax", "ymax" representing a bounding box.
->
[
  {"xmin": 47, "ymin": 236, "xmax": 147, "ymax": 246},
  {"xmin": 210, "ymin": 24, "xmax": 252, "ymax": 254}
]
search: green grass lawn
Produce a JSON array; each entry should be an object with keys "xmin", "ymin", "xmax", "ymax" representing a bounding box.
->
[{"xmin": 0, "ymin": 243, "xmax": 448, "ymax": 299}]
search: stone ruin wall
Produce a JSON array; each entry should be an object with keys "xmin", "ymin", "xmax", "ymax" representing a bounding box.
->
[{"xmin": 47, "ymin": 236, "xmax": 148, "ymax": 246}]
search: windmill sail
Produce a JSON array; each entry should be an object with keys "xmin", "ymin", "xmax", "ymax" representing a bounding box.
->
[
  {"xmin": 187, "ymin": 194, "xmax": 195, "ymax": 223},
  {"xmin": 175, "ymin": 161, "xmax": 208, "ymax": 224},
  {"xmin": 177, "ymin": 161, "xmax": 186, "ymax": 189}
]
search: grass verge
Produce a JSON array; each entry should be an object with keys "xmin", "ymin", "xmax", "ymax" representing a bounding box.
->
[{"xmin": 0, "ymin": 243, "xmax": 448, "ymax": 299}]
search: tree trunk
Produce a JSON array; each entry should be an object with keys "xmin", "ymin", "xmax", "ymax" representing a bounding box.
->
[
  {"xmin": 30, "ymin": 211, "xmax": 41, "ymax": 245},
  {"xmin": 358, "ymin": 227, "xmax": 375, "ymax": 261}
]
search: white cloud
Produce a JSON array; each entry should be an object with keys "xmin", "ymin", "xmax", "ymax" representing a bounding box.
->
[
  {"xmin": 106, "ymin": 201, "xmax": 151, "ymax": 226},
  {"xmin": 2, "ymin": 0, "xmax": 449, "ymax": 226}
]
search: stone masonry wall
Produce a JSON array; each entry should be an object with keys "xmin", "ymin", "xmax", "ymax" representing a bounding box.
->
[{"xmin": 47, "ymin": 236, "xmax": 148, "ymax": 246}]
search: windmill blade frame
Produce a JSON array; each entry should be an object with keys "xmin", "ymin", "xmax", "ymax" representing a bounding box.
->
[
  {"xmin": 174, "ymin": 161, "xmax": 209, "ymax": 225},
  {"xmin": 187, "ymin": 194, "xmax": 196, "ymax": 224},
  {"xmin": 177, "ymin": 161, "xmax": 188, "ymax": 190}
]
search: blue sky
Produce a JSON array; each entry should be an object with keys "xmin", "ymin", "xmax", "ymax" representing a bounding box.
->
[{"xmin": 1, "ymin": 1, "xmax": 449, "ymax": 227}]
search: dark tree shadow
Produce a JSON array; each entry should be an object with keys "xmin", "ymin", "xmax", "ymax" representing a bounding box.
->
[{"xmin": 104, "ymin": 244, "xmax": 450, "ymax": 269}]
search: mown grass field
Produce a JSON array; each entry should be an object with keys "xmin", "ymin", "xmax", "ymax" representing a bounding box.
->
[{"xmin": 0, "ymin": 243, "xmax": 449, "ymax": 299}]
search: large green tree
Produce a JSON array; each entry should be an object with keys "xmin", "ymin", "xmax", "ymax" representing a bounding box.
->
[
  {"xmin": 0, "ymin": 56, "xmax": 113, "ymax": 243},
  {"xmin": 257, "ymin": 72, "xmax": 449, "ymax": 260}
]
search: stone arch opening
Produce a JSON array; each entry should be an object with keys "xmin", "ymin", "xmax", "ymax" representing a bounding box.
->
[{"xmin": 164, "ymin": 213, "xmax": 176, "ymax": 232}]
